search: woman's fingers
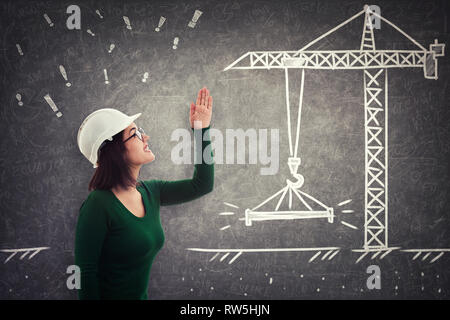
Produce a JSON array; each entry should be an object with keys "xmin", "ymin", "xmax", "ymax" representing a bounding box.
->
[
  {"xmin": 208, "ymin": 95, "xmax": 213, "ymax": 110},
  {"xmin": 201, "ymin": 87, "xmax": 205, "ymax": 106},
  {"xmin": 196, "ymin": 88, "xmax": 203, "ymax": 106},
  {"xmin": 195, "ymin": 87, "xmax": 211, "ymax": 108}
]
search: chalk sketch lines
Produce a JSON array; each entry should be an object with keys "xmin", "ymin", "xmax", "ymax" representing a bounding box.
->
[
  {"xmin": 196, "ymin": 202, "xmax": 448, "ymax": 265},
  {"xmin": 401, "ymin": 249, "xmax": 450, "ymax": 264},
  {"xmin": 336, "ymin": 199, "xmax": 358, "ymax": 230},
  {"xmin": 0, "ymin": 247, "xmax": 50, "ymax": 264},
  {"xmin": 222, "ymin": 4, "xmax": 446, "ymax": 256},
  {"xmin": 352, "ymin": 247, "xmax": 400, "ymax": 264},
  {"xmin": 219, "ymin": 199, "xmax": 358, "ymax": 231},
  {"xmin": 188, "ymin": 246, "xmax": 449, "ymax": 265},
  {"xmin": 187, "ymin": 247, "xmax": 341, "ymax": 265}
]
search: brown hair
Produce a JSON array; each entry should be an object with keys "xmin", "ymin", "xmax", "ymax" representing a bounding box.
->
[{"xmin": 88, "ymin": 129, "xmax": 143, "ymax": 191}]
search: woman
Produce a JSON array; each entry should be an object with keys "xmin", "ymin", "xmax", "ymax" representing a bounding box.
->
[{"xmin": 75, "ymin": 87, "xmax": 214, "ymax": 300}]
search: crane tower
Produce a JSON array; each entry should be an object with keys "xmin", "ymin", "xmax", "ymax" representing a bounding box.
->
[{"xmin": 224, "ymin": 5, "xmax": 445, "ymax": 252}]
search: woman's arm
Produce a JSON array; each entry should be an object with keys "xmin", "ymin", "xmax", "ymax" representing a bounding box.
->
[
  {"xmin": 153, "ymin": 87, "xmax": 214, "ymax": 206},
  {"xmin": 74, "ymin": 195, "xmax": 108, "ymax": 299},
  {"xmin": 156, "ymin": 125, "xmax": 214, "ymax": 206}
]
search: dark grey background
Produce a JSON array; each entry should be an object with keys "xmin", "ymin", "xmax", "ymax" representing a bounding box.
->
[{"xmin": 0, "ymin": 0, "xmax": 449, "ymax": 299}]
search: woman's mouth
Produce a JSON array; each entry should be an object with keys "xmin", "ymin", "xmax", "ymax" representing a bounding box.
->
[{"xmin": 144, "ymin": 144, "xmax": 151, "ymax": 152}]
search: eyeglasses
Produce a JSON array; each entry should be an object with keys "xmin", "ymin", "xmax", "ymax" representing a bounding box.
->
[{"xmin": 123, "ymin": 127, "xmax": 146, "ymax": 143}]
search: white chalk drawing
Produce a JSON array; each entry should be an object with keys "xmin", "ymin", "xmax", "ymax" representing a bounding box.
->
[
  {"xmin": 123, "ymin": 16, "xmax": 132, "ymax": 30},
  {"xmin": 43, "ymin": 13, "xmax": 54, "ymax": 27},
  {"xmin": 173, "ymin": 37, "xmax": 179, "ymax": 49},
  {"xmin": 86, "ymin": 29, "xmax": 95, "ymax": 36},
  {"xmin": 142, "ymin": 72, "xmax": 149, "ymax": 83},
  {"xmin": 223, "ymin": 202, "xmax": 239, "ymax": 209},
  {"xmin": 16, "ymin": 93, "xmax": 23, "ymax": 106},
  {"xmin": 352, "ymin": 247, "xmax": 402, "ymax": 264},
  {"xmin": 155, "ymin": 16, "xmax": 166, "ymax": 32},
  {"xmin": 187, "ymin": 247, "xmax": 341, "ymax": 265},
  {"xmin": 16, "ymin": 43, "xmax": 23, "ymax": 56},
  {"xmin": 103, "ymin": 68, "xmax": 109, "ymax": 84},
  {"xmin": 401, "ymin": 249, "xmax": 450, "ymax": 264},
  {"xmin": 44, "ymin": 94, "xmax": 62, "ymax": 117},
  {"xmin": 59, "ymin": 65, "xmax": 71, "ymax": 87},
  {"xmin": 337, "ymin": 199, "xmax": 352, "ymax": 207},
  {"xmin": 187, "ymin": 5, "xmax": 447, "ymax": 264},
  {"xmin": 188, "ymin": 10, "xmax": 203, "ymax": 28},
  {"xmin": 0, "ymin": 247, "xmax": 50, "ymax": 264},
  {"xmin": 218, "ymin": 212, "xmax": 235, "ymax": 216},
  {"xmin": 108, "ymin": 44, "xmax": 115, "ymax": 53},
  {"xmin": 95, "ymin": 9, "xmax": 103, "ymax": 19},
  {"xmin": 341, "ymin": 221, "xmax": 358, "ymax": 230}
]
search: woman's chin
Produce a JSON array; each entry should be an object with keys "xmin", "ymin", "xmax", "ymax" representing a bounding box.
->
[{"xmin": 147, "ymin": 153, "xmax": 155, "ymax": 163}]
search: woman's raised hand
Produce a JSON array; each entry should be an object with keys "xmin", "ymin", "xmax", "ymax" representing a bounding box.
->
[{"xmin": 190, "ymin": 87, "xmax": 213, "ymax": 129}]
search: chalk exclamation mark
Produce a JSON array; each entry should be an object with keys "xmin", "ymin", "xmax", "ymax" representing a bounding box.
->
[
  {"xmin": 188, "ymin": 10, "xmax": 203, "ymax": 28},
  {"xmin": 44, "ymin": 94, "xmax": 62, "ymax": 117},
  {"xmin": 87, "ymin": 29, "xmax": 95, "ymax": 36},
  {"xmin": 108, "ymin": 44, "xmax": 115, "ymax": 53},
  {"xmin": 95, "ymin": 9, "xmax": 103, "ymax": 19},
  {"xmin": 123, "ymin": 16, "xmax": 132, "ymax": 30},
  {"xmin": 59, "ymin": 65, "xmax": 71, "ymax": 87},
  {"xmin": 16, "ymin": 44, "xmax": 23, "ymax": 56},
  {"xmin": 173, "ymin": 37, "xmax": 179, "ymax": 49},
  {"xmin": 103, "ymin": 69, "xmax": 109, "ymax": 84},
  {"xmin": 43, "ymin": 13, "xmax": 54, "ymax": 27},
  {"xmin": 16, "ymin": 93, "xmax": 23, "ymax": 106},
  {"xmin": 142, "ymin": 72, "xmax": 149, "ymax": 83},
  {"xmin": 155, "ymin": 16, "xmax": 166, "ymax": 32}
]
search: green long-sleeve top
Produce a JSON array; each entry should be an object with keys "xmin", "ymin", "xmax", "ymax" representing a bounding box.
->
[{"xmin": 75, "ymin": 126, "xmax": 214, "ymax": 300}]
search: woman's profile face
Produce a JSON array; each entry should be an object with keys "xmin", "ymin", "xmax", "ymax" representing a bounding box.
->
[{"xmin": 122, "ymin": 122, "xmax": 155, "ymax": 166}]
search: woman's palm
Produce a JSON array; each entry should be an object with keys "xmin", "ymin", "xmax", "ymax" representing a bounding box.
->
[{"xmin": 190, "ymin": 87, "xmax": 213, "ymax": 129}]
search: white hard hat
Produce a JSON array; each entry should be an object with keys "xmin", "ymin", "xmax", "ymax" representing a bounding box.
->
[{"xmin": 77, "ymin": 108, "xmax": 142, "ymax": 168}]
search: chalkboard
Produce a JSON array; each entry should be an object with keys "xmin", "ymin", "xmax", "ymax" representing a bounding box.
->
[{"xmin": 0, "ymin": 0, "xmax": 449, "ymax": 300}]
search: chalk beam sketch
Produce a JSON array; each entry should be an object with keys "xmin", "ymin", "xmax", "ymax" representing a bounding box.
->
[
  {"xmin": 401, "ymin": 249, "xmax": 450, "ymax": 264},
  {"xmin": 352, "ymin": 247, "xmax": 401, "ymax": 264},
  {"xmin": 44, "ymin": 94, "xmax": 62, "ymax": 117},
  {"xmin": 187, "ymin": 247, "xmax": 340, "ymax": 265},
  {"xmin": 0, "ymin": 247, "xmax": 50, "ymax": 264},
  {"xmin": 224, "ymin": 5, "xmax": 445, "ymax": 251}
]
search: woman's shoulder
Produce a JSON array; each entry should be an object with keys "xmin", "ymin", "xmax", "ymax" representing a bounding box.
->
[
  {"xmin": 140, "ymin": 179, "xmax": 160, "ymax": 189},
  {"xmin": 79, "ymin": 189, "xmax": 111, "ymax": 212}
]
